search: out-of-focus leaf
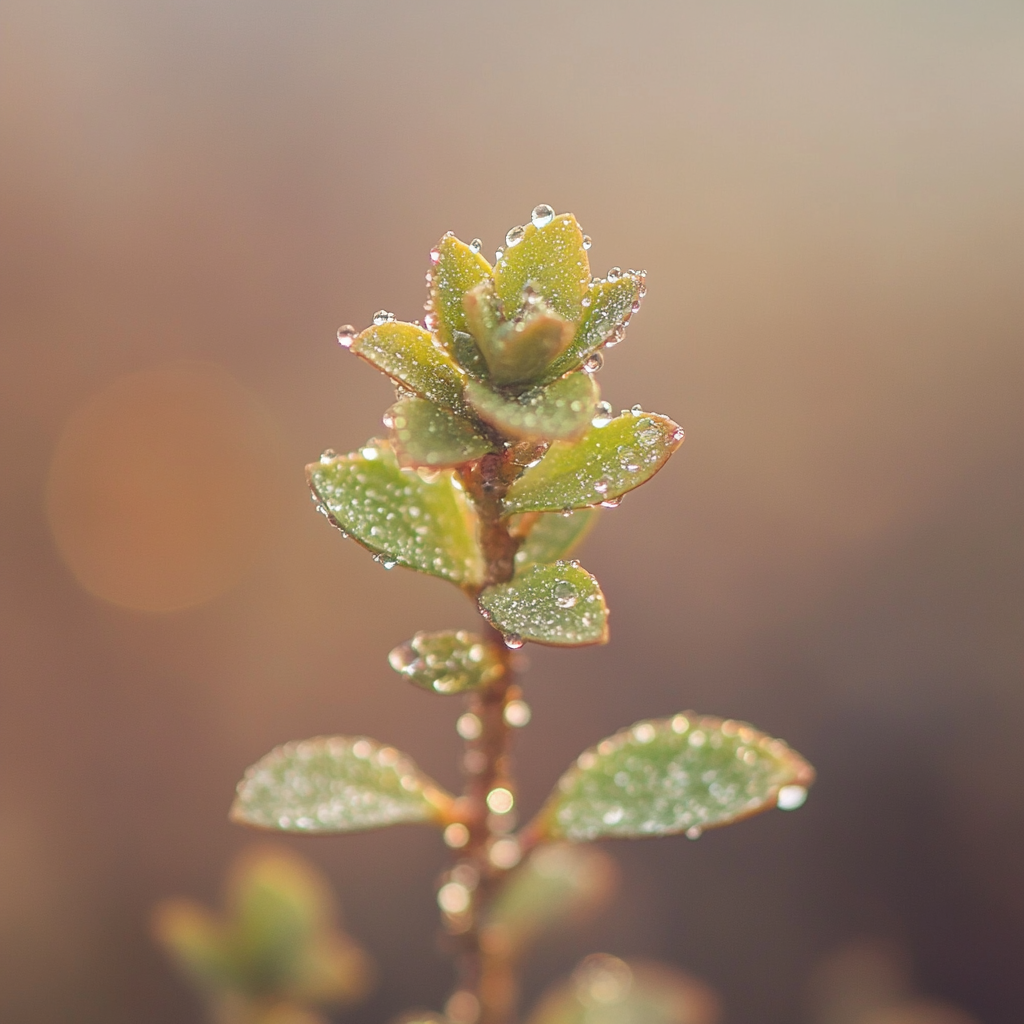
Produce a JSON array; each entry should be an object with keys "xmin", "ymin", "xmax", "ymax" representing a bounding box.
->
[
  {"xmin": 428, "ymin": 233, "xmax": 492, "ymax": 355},
  {"xmin": 532, "ymin": 714, "xmax": 815, "ymax": 842},
  {"xmin": 153, "ymin": 900, "xmax": 230, "ymax": 991},
  {"xmin": 502, "ymin": 412, "xmax": 683, "ymax": 515},
  {"xmin": 388, "ymin": 630, "xmax": 505, "ymax": 694},
  {"xmin": 542, "ymin": 273, "xmax": 643, "ymax": 383},
  {"xmin": 525, "ymin": 955, "xmax": 720, "ymax": 1024},
  {"xmin": 483, "ymin": 844, "xmax": 617, "ymax": 959},
  {"xmin": 478, "ymin": 561, "xmax": 608, "ymax": 647},
  {"xmin": 307, "ymin": 443, "xmax": 484, "ymax": 586},
  {"xmin": 514, "ymin": 511, "xmax": 596, "ymax": 568},
  {"xmin": 494, "ymin": 214, "xmax": 590, "ymax": 324},
  {"xmin": 349, "ymin": 322, "xmax": 467, "ymax": 414},
  {"xmin": 254, "ymin": 1005, "xmax": 331, "ymax": 1024},
  {"xmin": 476, "ymin": 310, "xmax": 575, "ymax": 387},
  {"xmin": 466, "ymin": 373, "xmax": 598, "ymax": 441},
  {"xmin": 231, "ymin": 736, "xmax": 455, "ymax": 834},
  {"xmin": 388, "ymin": 398, "xmax": 494, "ymax": 468}
]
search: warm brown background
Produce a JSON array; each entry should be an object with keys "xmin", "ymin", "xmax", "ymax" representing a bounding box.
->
[{"xmin": 1, "ymin": 2, "xmax": 1022, "ymax": 1022}]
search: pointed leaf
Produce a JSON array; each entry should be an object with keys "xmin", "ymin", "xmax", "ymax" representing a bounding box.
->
[
  {"xmin": 502, "ymin": 411, "xmax": 683, "ymax": 515},
  {"xmin": 514, "ymin": 510, "xmax": 596, "ymax": 568},
  {"xmin": 388, "ymin": 630, "xmax": 506, "ymax": 694},
  {"xmin": 349, "ymin": 322, "xmax": 467, "ymax": 414},
  {"xmin": 476, "ymin": 311, "xmax": 575, "ymax": 387},
  {"xmin": 388, "ymin": 398, "xmax": 494, "ymax": 468},
  {"xmin": 542, "ymin": 272, "xmax": 644, "ymax": 383},
  {"xmin": 493, "ymin": 213, "xmax": 590, "ymax": 323},
  {"xmin": 429, "ymin": 233, "xmax": 493, "ymax": 355},
  {"xmin": 466, "ymin": 373, "xmax": 599, "ymax": 442},
  {"xmin": 532, "ymin": 713, "xmax": 815, "ymax": 842},
  {"xmin": 478, "ymin": 561, "xmax": 608, "ymax": 647},
  {"xmin": 308, "ymin": 443, "xmax": 484, "ymax": 585},
  {"xmin": 231, "ymin": 736, "xmax": 455, "ymax": 834}
]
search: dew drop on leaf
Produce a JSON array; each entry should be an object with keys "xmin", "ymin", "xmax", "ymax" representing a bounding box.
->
[
  {"xmin": 503, "ymin": 632, "xmax": 524, "ymax": 649},
  {"xmin": 582, "ymin": 234, "xmax": 592, "ymax": 250},
  {"xmin": 320, "ymin": 449, "xmax": 337, "ymax": 463},
  {"xmin": 606, "ymin": 267, "xmax": 622, "ymax": 281},
  {"xmin": 337, "ymin": 325, "xmax": 356, "ymax": 348},
  {"xmin": 583, "ymin": 352, "xmax": 604, "ymax": 374},
  {"xmin": 553, "ymin": 580, "xmax": 578, "ymax": 608},
  {"xmin": 592, "ymin": 402, "xmax": 613, "ymax": 427},
  {"xmin": 373, "ymin": 310, "xmax": 391, "ymax": 326},
  {"xmin": 506, "ymin": 225, "xmax": 526, "ymax": 247},
  {"xmin": 531, "ymin": 204, "xmax": 555, "ymax": 228},
  {"xmin": 777, "ymin": 784, "xmax": 808, "ymax": 810},
  {"xmin": 469, "ymin": 238, "xmax": 483, "ymax": 254}
]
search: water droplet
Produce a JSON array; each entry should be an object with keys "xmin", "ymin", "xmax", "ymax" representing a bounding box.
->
[
  {"xmin": 686, "ymin": 826, "xmax": 703, "ymax": 840},
  {"xmin": 486, "ymin": 787, "xmax": 514, "ymax": 814},
  {"xmin": 503, "ymin": 632, "xmax": 524, "ymax": 649},
  {"xmin": 504, "ymin": 699, "xmax": 532, "ymax": 727},
  {"xmin": 530, "ymin": 203, "xmax": 555, "ymax": 228},
  {"xmin": 581, "ymin": 294, "xmax": 591, "ymax": 307},
  {"xmin": 373, "ymin": 552, "xmax": 398, "ymax": 570},
  {"xmin": 424, "ymin": 310, "xmax": 439, "ymax": 331},
  {"xmin": 494, "ymin": 246, "xmax": 505, "ymax": 261},
  {"xmin": 777, "ymin": 784, "xmax": 808, "ymax": 810},
  {"xmin": 582, "ymin": 234, "xmax": 592, "ymax": 249},
  {"xmin": 600, "ymin": 496, "xmax": 622, "ymax": 508},
  {"xmin": 445, "ymin": 991, "xmax": 481, "ymax": 1024},
  {"xmin": 505, "ymin": 225, "xmax": 526, "ymax": 247},
  {"xmin": 592, "ymin": 401, "xmax": 613, "ymax": 427},
  {"xmin": 630, "ymin": 404, "xmax": 644, "ymax": 415},
  {"xmin": 456, "ymin": 712, "xmax": 482, "ymax": 740},
  {"xmin": 632, "ymin": 722, "xmax": 656, "ymax": 743},
  {"xmin": 463, "ymin": 238, "xmax": 481, "ymax": 255},
  {"xmin": 593, "ymin": 478, "xmax": 610, "ymax": 495},
  {"xmin": 583, "ymin": 352, "xmax": 604, "ymax": 374},
  {"xmin": 437, "ymin": 881, "xmax": 471, "ymax": 914},
  {"xmin": 382, "ymin": 412, "xmax": 395, "ymax": 428},
  {"xmin": 372, "ymin": 310, "xmax": 391, "ymax": 326},
  {"xmin": 602, "ymin": 806, "xmax": 624, "ymax": 825},
  {"xmin": 607, "ymin": 266, "xmax": 622, "ymax": 281},
  {"xmin": 574, "ymin": 954, "xmax": 633, "ymax": 1005},
  {"xmin": 429, "ymin": 246, "xmax": 441, "ymax": 264},
  {"xmin": 444, "ymin": 822, "xmax": 470, "ymax": 848},
  {"xmin": 671, "ymin": 427, "xmax": 685, "ymax": 443},
  {"xmin": 488, "ymin": 836, "xmax": 521, "ymax": 869},
  {"xmin": 319, "ymin": 448, "xmax": 337, "ymax": 463},
  {"xmin": 336, "ymin": 325, "xmax": 356, "ymax": 348},
  {"xmin": 360, "ymin": 446, "xmax": 379, "ymax": 460}
]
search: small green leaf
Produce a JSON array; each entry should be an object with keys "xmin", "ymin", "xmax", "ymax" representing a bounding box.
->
[
  {"xmin": 478, "ymin": 561, "xmax": 608, "ymax": 647},
  {"xmin": 542, "ymin": 272, "xmax": 644, "ymax": 383},
  {"xmin": 502, "ymin": 411, "xmax": 683, "ymax": 515},
  {"xmin": 429, "ymin": 233, "xmax": 493, "ymax": 355},
  {"xmin": 388, "ymin": 630, "xmax": 505, "ymax": 694},
  {"xmin": 231, "ymin": 736, "xmax": 455, "ymax": 834},
  {"xmin": 514, "ymin": 510, "xmax": 596, "ymax": 568},
  {"xmin": 476, "ymin": 310, "xmax": 575, "ymax": 387},
  {"xmin": 466, "ymin": 373, "xmax": 598, "ymax": 442},
  {"xmin": 388, "ymin": 398, "xmax": 494, "ymax": 468},
  {"xmin": 525, "ymin": 955, "xmax": 720, "ymax": 1024},
  {"xmin": 483, "ymin": 844, "xmax": 616, "ymax": 959},
  {"xmin": 532, "ymin": 713, "xmax": 815, "ymax": 842},
  {"xmin": 307, "ymin": 443, "xmax": 484, "ymax": 586},
  {"xmin": 349, "ymin": 322, "xmax": 467, "ymax": 414},
  {"xmin": 494, "ymin": 213, "xmax": 590, "ymax": 323}
]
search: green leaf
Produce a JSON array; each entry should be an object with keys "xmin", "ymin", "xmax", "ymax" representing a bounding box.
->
[
  {"xmin": 466, "ymin": 373, "xmax": 599, "ymax": 442},
  {"xmin": 483, "ymin": 844, "xmax": 616, "ymax": 959},
  {"xmin": 428, "ymin": 233, "xmax": 493, "ymax": 356},
  {"xmin": 514, "ymin": 510, "xmax": 596, "ymax": 568},
  {"xmin": 307, "ymin": 443, "xmax": 484, "ymax": 586},
  {"xmin": 349, "ymin": 321, "xmax": 467, "ymax": 414},
  {"xmin": 231, "ymin": 736, "xmax": 455, "ymax": 834},
  {"xmin": 542, "ymin": 272, "xmax": 644, "ymax": 383},
  {"xmin": 493, "ymin": 213, "xmax": 590, "ymax": 323},
  {"xmin": 478, "ymin": 561, "xmax": 608, "ymax": 647},
  {"xmin": 476, "ymin": 309, "xmax": 575, "ymax": 387},
  {"xmin": 525, "ymin": 955, "xmax": 720, "ymax": 1024},
  {"xmin": 502, "ymin": 411, "xmax": 683, "ymax": 515},
  {"xmin": 388, "ymin": 398, "xmax": 494, "ymax": 468},
  {"xmin": 532, "ymin": 713, "xmax": 815, "ymax": 842},
  {"xmin": 388, "ymin": 630, "xmax": 506, "ymax": 694}
]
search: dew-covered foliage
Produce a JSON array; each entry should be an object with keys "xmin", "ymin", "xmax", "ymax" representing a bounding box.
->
[{"xmin": 227, "ymin": 205, "xmax": 814, "ymax": 1024}]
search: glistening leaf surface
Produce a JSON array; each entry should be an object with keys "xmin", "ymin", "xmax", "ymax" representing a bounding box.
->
[
  {"xmin": 493, "ymin": 214, "xmax": 590, "ymax": 323},
  {"xmin": 479, "ymin": 561, "xmax": 608, "ymax": 647},
  {"xmin": 466, "ymin": 373, "xmax": 598, "ymax": 442},
  {"xmin": 502, "ymin": 412, "xmax": 683, "ymax": 515},
  {"xmin": 429, "ymin": 233, "xmax": 492, "ymax": 353},
  {"xmin": 388, "ymin": 630, "xmax": 505, "ymax": 694},
  {"xmin": 308, "ymin": 444, "xmax": 484, "ymax": 585},
  {"xmin": 350, "ymin": 322, "xmax": 467, "ymax": 414},
  {"xmin": 388, "ymin": 398, "xmax": 493, "ymax": 468},
  {"xmin": 231, "ymin": 736, "xmax": 453, "ymax": 834},
  {"xmin": 534, "ymin": 714, "xmax": 815, "ymax": 842},
  {"xmin": 514, "ymin": 511, "xmax": 596, "ymax": 568}
]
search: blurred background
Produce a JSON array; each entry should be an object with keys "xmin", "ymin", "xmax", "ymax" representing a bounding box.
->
[{"xmin": 1, "ymin": 1, "xmax": 1022, "ymax": 1021}]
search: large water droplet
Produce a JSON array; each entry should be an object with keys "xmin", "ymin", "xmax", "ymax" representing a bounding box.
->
[
  {"xmin": 593, "ymin": 478, "xmax": 610, "ymax": 495},
  {"xmin": 505, "ymin": 225, "xmax": 526, "ymax": 247},
  {"xmin": 469, "ymin": 238, "xmax": 482, "ymax": 254},
  {"xmin": 592, "ymin": 401, "xmax": 613, "ymax": 427},
  {"xmin": 530, "ymin": 204, "xmax": 555, "ymax": 228},
  {"xmin": 504, "ymin": 699, "xmax": 532, "ymax": 727},
  {"xmin": 503, "ymin": 632, "xmax": 524, "ymax": 649},
  {"xmin": 319, "ymin": 448, "xmax": 337, "ymax": 463},
  {"xmin": 600, "ymin": 496, "xmax": 622, "ymax": 508},
  {"xmin": 336, "ymin": 325, "xmax": 356, "ymax": 348},
  {"xmin": 777, "ymin": 784, "xmax": 808, "ymax": 810},
  {"xmin": 429, "ymin": 247, "xmax": 441, "ymax": 264},
  {"xmin": 553, "ymin": 580, "xmax": 578, "ymax": 608},
  {"xmin": 372, "ymin": 310, "xmax": 391, "ymax": 326},
  {"xmin": 582, "ymin": 234, "xmax": 592, "ymax": 250},
  {"xmin": 494, "ymin": 246, "xmax": 505, "ymax": 262},
  {"xmin": 606, "ymin": 267, "xmax": 622, "ymax": 281},
  {"xmin": 583, "ymin": 352, "xmax": 604, "ymax": 374}
]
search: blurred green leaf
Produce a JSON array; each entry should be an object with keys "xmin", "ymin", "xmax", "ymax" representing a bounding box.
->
[
  {"xmin": 349, "ymin": 322, "xmax": 468, "ymax": 414},
  {"xmin": 388, "ymin": 629, "xmax": 505, "ymax": 694},
  {"xmin": 484, "ymin": 844, "xmax": 617, "ymax": 959},
  {"xmin": 543, "ymin": 273, "xmax": 643, "ymax": 383},
  {"xmin": 429, "ymin": 233, "xmax": 493, "ymax": 356},
  {"xmin": 514, "ymin": 510, "xmax": 596, "ymax": 568},
  {"xmin": 231, "ymin": 736, "xmax": 455, "ymax": 834},
  {"xmin": 525, "ymin": 955, "xmax": 720, "ymax": 1024},
  {"xmin": 494, "ymin": 213, "xmax": 590, "ymax": 324},
  {"xmin": 389, "ymin": 398, "xmax": 494, "ymax": 468},
  {"xmin": 478, "ymin": 561, "xmax": 608, "ymax": 647},
  {"xmin": 307, "ymin": 443, "xmax": 484, "ymax": 586},
  {"xmin": 533, "ymin": 714, "xmax": 815, "ymax": 842},
  {"xmin": 476, "ymin": 309, "xmax": 576, "ymax": 387},
  {"xmin": 466, "ymin": 372, "xmax": 598, "ymax": 441},
  {"xmin": 502, "ymin": 411, "xmax": 683, "ymax": 515},
  {"xmin": 153, "ymin": 900, "xmax": 231, "ymax": 991}
]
